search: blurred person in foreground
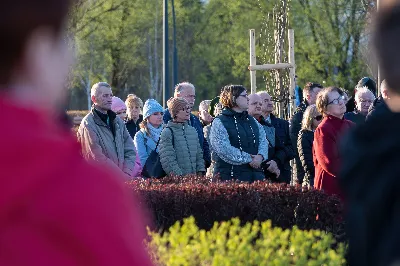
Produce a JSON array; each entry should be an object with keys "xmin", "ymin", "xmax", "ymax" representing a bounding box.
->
[
  {"xmin": 77, "ymin": 82, "xmax": 136, "ymax": 180},
  {"xmin": 341, "ymin": 3, "xmax": 400, "ymax": 266},
  {"xmin": 0, "ymin": 1, "xmax": 152, "ymax": 265},
  {"xmin": 313, "ymin": 87, "xmax": 353, "ymax": 199},
  {"xmin": 344, "ymin": 86, "xmax": 375, "ymax": 126}
]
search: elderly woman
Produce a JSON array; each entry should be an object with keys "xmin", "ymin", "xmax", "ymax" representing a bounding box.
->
[
  {"xmin": 134, "ymin": 99, "xmax": 164, "ymax": 174},
  {"xmin": 297, "ymin": 105, "xmax": 322, "ymax": 187},
  {"xmin": 125, "ymin": 94, "xmax": 144, "ymax": 138},
  {"xmin": 159, "ymin": 97, "xmax": 205, "ymax": 176},
  {"xmin": 344, "ymin": 86, "xmax": 376, "ymax": 125},
  {"xmin": 209, "ymin": 85, "xmax": 268, "ymax": 182},
  {"xmin": 314, "ymin": 87, "xmax": 353, "ymax": 198}
]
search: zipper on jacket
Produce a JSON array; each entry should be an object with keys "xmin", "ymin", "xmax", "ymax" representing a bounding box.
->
[{"xmin": 182, "ymin": 124, "xmax": 195, "ymax": 173}]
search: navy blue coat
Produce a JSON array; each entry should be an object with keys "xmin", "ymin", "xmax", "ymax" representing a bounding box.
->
[
  {"xmin": 163, "ymin": 109, "xmax": 211, "ymax": 167},
  {"xmin": 270, "ymin": 114, "xmax": 295, "ymax": 183}
]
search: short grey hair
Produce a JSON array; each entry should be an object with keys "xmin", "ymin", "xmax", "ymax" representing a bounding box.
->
[
  {"xmin": 355, "ymin": 86, "xmax": 376, "ymax": 103},
  {"xmin": 199, "ymin": 100, "xmax": 211, "ymax": 112},
  {"xmin": 91, "ymin": 82, "xmax": 111, "ymax": 97},
  {"xmin": 174, "ymin": 82, "xmax": 195, "ymax": 96},
  {"xmin": 256, "ymin": 91, "xmax": 270, "ymax": 97}
]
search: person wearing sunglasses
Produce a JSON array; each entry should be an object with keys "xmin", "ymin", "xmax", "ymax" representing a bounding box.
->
[
  {"xmin": 344, "ymin": 86, "xmax": 376, "ymax": 126},
  {"xmin": 297, "ymin": 105, "xmax": 322, "ymax": 187},
  {"xmin": 313, "ymin": 87, "xmax": 354, "ymax": 199}
]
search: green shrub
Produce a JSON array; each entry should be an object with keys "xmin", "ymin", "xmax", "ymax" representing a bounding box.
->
[{"xmin": 147, "ymin": 216, "xmax": 346, "ymax": 266}]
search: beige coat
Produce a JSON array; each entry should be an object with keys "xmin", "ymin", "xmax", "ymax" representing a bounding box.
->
[{"xmin": 77, "ymin": 108, "xmax": 136, "ymax": 177}]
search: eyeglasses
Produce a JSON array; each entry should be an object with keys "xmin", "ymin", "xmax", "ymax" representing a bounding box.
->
[
  {"xmin": 116, "ymin": 110, "xmax": 127, "ymax": 115},
  {"xmin": 327, "ymin": 95, "xmax": 345, "ymax": 105},
  {"xmin": 238, "ymin": 94, "xmax": 248, "ymax": 98},
  {"xmin": 314, "ymin": 115, "xmax": 323, "ymax": 121},
  {"xmin": 180, "ymin": 107, "xmax": 191, "ymax": 112}
]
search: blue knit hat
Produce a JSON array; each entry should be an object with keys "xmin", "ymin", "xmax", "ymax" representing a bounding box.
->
[{"xmin": 143, "ymin": 99, "xmax": 164, "ymax": 120}]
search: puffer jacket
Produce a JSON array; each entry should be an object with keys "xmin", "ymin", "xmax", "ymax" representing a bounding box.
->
[
  {"xmin": 297, "ymin": 129, "xmax": 315, "ymax": 186},
  {"xmin": 77, "ymin": 108, "xmax": 136, "ymax": 178},
  {"xmin": 159, "ymin": 121, "xmax": 205, "ymax": 176}
]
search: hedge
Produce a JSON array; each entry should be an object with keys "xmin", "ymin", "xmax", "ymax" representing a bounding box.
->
[
  {"xmin": 147, "ymin": 216, "xmax": 347, "ymax": 265},
  {"xmin": 128, "ymin": 176, "xmax": 345, "ymax": 241}
]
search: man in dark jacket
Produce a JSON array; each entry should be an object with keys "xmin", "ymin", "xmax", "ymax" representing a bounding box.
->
[
  {"xmin": 258, "ymin": 91, "xmax": 295, "ymax": 184},
  {"xmin": 163, "ymin": 82, "xmax": 211, "ymax": 168},
  {"xmin": 340, "ymin": 4, "xmax": 400, "ymax": 266},
  {"xmin": 289, "ymin": 82, "xmax": 323, "ymax": 184},
  {"xmin": 366, "ymin": 79, "xmax": 391, "ymax": 121}
]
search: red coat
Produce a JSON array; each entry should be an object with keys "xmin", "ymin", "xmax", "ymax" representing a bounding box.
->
[
  {"xmin": 0, "ymin": 96, "xmax": 152, "ymax": 266},
  {"xmin": 313, "ymin": 115, "xmax": 353, "ymax": 198}
]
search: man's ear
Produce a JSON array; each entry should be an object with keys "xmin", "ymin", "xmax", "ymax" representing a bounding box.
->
[{"xmin": 91, "ymin": 95, "xmax": 96, "ymax": 103}]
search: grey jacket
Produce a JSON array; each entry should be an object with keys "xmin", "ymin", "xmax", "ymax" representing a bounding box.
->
[
  {"xmin": 77, "ymin": 108, "xmax": 136, "ymax": 177},
  {"xmin": 159, "ymin": 121, "xmax": 205, "ymax": 176}
]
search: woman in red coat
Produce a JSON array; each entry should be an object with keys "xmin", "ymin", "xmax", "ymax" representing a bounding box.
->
[{"xmin": 313, "ymin": 87, "xmax": 353, "ymax": 198}]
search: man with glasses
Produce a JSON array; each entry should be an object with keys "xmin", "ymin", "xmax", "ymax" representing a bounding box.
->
[
  {"xmin": 77, "ymin": 82, "xmax": 136, "ymax": 179},
  {"xmin": 289, "ymin": 82, "xmax": 323, "ymax": 184},
  {"xmin": 344, "ymin": 86, "xmax": 376, "ymax": 125},
  {"xmin": 163, "ymin": 82, "xmax": 211, "ymax": 168}
]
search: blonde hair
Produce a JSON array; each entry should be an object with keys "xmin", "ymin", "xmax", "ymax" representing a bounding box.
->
[
  {"xmin": 301, "ymin": 105, "xmax": 320, "ymax": 131},
  {"xmin": 125, "ymin": 94, "xmax": 143, "ymax": 110}
]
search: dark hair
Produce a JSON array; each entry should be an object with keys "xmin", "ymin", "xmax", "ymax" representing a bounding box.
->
[
  {"xmin": 303, "ymin": 82, "xmax": 323, "ymax": 99},
  {"xmin": 316, "ymin": 86, "xmax": 343, "ymax": 115},
  {"xmin": 220, "ymin": 85, "xmax": 246, "ymax": 108},
  {"xmin": 374, "ymin": 4, "xmax": 400, "ymax": 94},
  {"xmin": 356, "ymin": 77, "xmax": 377, "ymax": 96},
  {"xmin": 0, "ymin": 0, "xmax": 74, "ymax": 87}
]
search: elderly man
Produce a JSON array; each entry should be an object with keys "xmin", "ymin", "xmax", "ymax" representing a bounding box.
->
[
  {"xmin": 344, "ymin": 86, "xmax": 376, "ymax": 125},
  {"xmin": 163, "ymin": 82, "xmax": 211, "ymax": 168},
  {"xmin": 257, "ymin": 91, "xmax": 295, "ymax": 184},
  {"xmin": 77, "ymin": 82, "xmax": 136, "ymax": 178},
  {"xmin": 248, "ymin": 94, "xmax": 282, "ymax": 180},
  {"xmin": 289, "ymin": 82, "xmax": 323, "ymax": 184},
  {"xmin": 366, "ymin": 79, "xmax": 391, "ymax": 121}
]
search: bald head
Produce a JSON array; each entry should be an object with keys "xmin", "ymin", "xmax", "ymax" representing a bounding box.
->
[
  {"xmin": 257, "ymin": 91, "xmax": 274, "ymax": 116},
  {"xmin": 248, "ymin": 94, "xmax": 263, "ymax": 118}
]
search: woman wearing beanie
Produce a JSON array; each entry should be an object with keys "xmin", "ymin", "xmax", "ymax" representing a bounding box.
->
[
  {"xmin": 111, "ymin": 96, "xmax": 127, "ymax": 120},
  {"xmin": 134, "ymin": 99, "xmax": 164, "ymax": 173},
  {"xmin": 159, "ymin": 97, "xmax": 206, "ymax": 176},
  {"xmin": 209, "ymin": 85, "xmax": 268, "ymax": 182}
]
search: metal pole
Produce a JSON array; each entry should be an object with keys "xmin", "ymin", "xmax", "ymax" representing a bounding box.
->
[
  {"xmin": 288, "ymin": 29, "xmax": 296, "ymax": 118},
  {"xmin": 249, "ymin": 29, "xmax": 256, "ymax": 94},
  {"xmin": 163, "ymin": 0, "xmax": 169, "ymax": 108},
  {"xmin": 172, "ymin": 0, "xmax": 178, "ymax": 88}
]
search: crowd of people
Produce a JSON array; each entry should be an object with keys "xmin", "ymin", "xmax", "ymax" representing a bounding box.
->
[{"xmin": 76, "ymin": 74, "xmax": 385, "ymax": 200}]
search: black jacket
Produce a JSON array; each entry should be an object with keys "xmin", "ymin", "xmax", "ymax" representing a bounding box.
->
[
  {"xmin": 125, "ymin": 114, "xmax": 143, "ymax": 139},
  {"xmin": 297, "ymin": 129, "xmax": 315, "ymax": 186},
  {"xmin": 258, "ymin": 117, "xmax": 286, "ymax": 182},
  {"xmin": 289, "ymin": 101, "xmax": 308, "ymax": 183},
  {"xmin": 340, "ymin": 108, "xmax": 400, "ymax": 266},
  {"xmin": 366, "ymin": 96, "xmax": 390, "ymax": 121},
  {"xmin": 271, "ymin": 114, "xmax": 295, "ymax": 184}
]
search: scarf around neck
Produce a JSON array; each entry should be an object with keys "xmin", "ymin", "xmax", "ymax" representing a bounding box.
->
[{"xmin": 148, "ymin": 123, "xmax": 163, "ymax": 142}]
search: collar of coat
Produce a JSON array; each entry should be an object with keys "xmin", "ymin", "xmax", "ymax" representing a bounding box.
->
[
  {"xmin": 92, "ymin": 107, "xmax": 117, "ymax": 127},
  {"xmin": 221, "ymin": 108, "xmax": 249, "ymax": 120}
]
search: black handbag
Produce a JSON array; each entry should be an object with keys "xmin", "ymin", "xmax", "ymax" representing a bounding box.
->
[{"xmin": 142, "ymin": 127, "xmax": 174, "ymax": 179}]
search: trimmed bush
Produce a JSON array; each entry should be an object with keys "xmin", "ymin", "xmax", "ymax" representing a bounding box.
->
[
  {"xmin": 147, "ymin": 216, "xmax": 347, "ymax": 265},
  {"xmin": 128, "ymin": 176, "xmax": 345, "ymax": 241}
]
